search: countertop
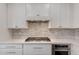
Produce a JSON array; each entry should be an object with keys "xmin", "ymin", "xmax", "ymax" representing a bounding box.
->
[{"xmin": 0, "ymin": 39, "xmax": 71, "ymax": 44}]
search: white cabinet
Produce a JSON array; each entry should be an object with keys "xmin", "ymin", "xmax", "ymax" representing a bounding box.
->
[
  {"xmin": 0, "ymin": 44, "xmax": 22, "ymax": 49},
  {"xmin": 73, "ymin": 4, "xmax": 79, "ymax": 28},
  {"xmin": 0, "ymin": 44, "xmax": 22, "ymax": 55},
  {"xmin": 60, "ymin": 4, "xmax": 73, "ymax": 28},
  {"xmin": 49, "ymin": 4, "xmax": 61, "ymax": 28},
  {"xmin": 0, "ymin": 49, "xmax": 22, "ymax": 55},
  {"xmin": 0, "ymin": 43, "xmax": 52, "ymax": 55},
  {"xmin": 8, "ymin": 3, "xmax": 27, "ymax": 29},
  {"xmin": 49, "ymin": 4, "xmax": 73, "ymax": 28},
  {"xmin": 23, "ymin": 43, "xmax": 52, "ymax": 55},
  {"xmin": 7, "ymin": 3, "xmax": 74, "ymax": 29}
]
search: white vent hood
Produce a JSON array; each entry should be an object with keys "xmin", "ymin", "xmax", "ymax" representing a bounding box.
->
[{"xmin": 26, "ymin": 16, "xmax": 50, "ymax": 22}]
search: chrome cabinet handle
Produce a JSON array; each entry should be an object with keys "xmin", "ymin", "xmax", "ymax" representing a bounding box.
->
[
  {"xmin": 33, "ymin": 47, "xmax": 43, "ymax": 49},
  {"xmin": 7, "ymin": 52, "xmax": 16, "ymax": 53},
  {"xmin": 6, "ymin": 46, "xmax": 16, "ymax": 48}
]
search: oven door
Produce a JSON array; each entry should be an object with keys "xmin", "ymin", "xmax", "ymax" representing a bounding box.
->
[{"xmin": 55, "ymin": 51, "xmax": 70, "ymax": 55}]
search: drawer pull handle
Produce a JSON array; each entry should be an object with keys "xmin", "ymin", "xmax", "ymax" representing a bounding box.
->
[
  {"xmin": 7, "ymin": 52, "xmax": 16, "ymax": 53},
  {"xmin": 33, "ymin": 47, "xmax": 43, "ymax": 49},
  {"xmin": 6, "ymin": 46, "xmax": 16, "ymax": 48}
]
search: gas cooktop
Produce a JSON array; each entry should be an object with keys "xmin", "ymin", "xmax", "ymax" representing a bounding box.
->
[{"xmin": 25, "ymin": 37, "xmax": 51, "ymax": 42}]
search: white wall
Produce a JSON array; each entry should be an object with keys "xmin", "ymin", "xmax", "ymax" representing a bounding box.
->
[{"xmin": 0, "ymin": 4, "xmax": 11, "ymax": 41}]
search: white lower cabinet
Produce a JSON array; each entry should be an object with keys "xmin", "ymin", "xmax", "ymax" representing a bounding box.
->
[
  {"xmin": 0, "ymin": 44, "xmax": 22, "ymax": 55},
  {"xmin": 0, "ymin": 43, "xmax": 52, "ymax": 55},
  {"xmin": 0, "ymin": 44, "xmax": 22, "ymax": 49},
  {"xmin": 23, "ymin": 44, "xmax": 52, "ymax": 55},
  {"xmin": 0, "ymin": 49, "xmax": 22, "ymax": 55}
]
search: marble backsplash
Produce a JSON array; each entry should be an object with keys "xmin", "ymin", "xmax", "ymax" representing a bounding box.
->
[{"xmin": 10, "ymin": 21, "xmax": 79, "ymax": 43}]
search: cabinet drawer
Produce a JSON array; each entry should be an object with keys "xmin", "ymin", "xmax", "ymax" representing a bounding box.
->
[
  {"xmin": 0, "ymin": 44, "xmax": 22, "ymax": 49},
  {"xmin": 24, "ymin": 44, "xmax": 51, "ymax": 48},
  {"xmin": 23, "ymin": 44, "xmax": 52, "ymax": 55},
  {"xmin": 0, "ymin": 49, "xmax": 22, "ymax": 55}
]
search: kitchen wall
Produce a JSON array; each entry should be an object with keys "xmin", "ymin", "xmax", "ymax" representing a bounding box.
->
[
  {"xmin": 0, "ymin": 4, "xmax": 11, "ymax": 41},
  {"xmin": 9, "ymin": 3, "xmax": 79, "ymax": 55},
  {"xmin": 0, "ymin": 3, "xmax": 79, "ymax": 55}
]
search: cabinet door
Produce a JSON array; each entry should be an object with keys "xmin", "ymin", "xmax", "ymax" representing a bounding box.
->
[
  {"xmin": 49, "ymin": 4, "xmax": 73, "ymax": 28},
  {"xmin": 73, "ymin": 4, "xmax": 79, "ymax": 28},
  {"xmin": 8, "ymin": 4, "xmax": 16, "ymax": 28},
  {"xmin": 60, "ymin": 4, "xmax": 73, "ymax": 28},
  {"xmin": 8, "ymin": 3, "xmax": 27, "ymax": 29},
  {"xmin": 0, "ymin": 49, "xmax": 22, "ymax": 55},
  {"xmin": 23, "ymin": 44, "xmax": 52, "ymax": 55},
  {"xmin": 49, "ymin": 4, "xmax": 61, "ymax": 28},
  {"xmin": 0, "ymin": 44, "xmax": 22, "ymax": 49}
]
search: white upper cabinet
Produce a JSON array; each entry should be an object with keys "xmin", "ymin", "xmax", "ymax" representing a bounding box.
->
[
  {"xmin": 49, "ymin": 4, "xmax": 61, "ymax": 28},
  {"xmin": 49, "ymin": 4, "xmax": 73, "ymax": 28},
  {"xmin": 73, "ymin": 4, "xmax": 79, "ymax": 28},
  {"xmin": 8, "ymin": 3, "xmax": 27, "ymax": 29},
  {"xmin": 60, "ymin": 4, "xmax": 73, "ymax": 28},
  {"xmin": 7, "ymin": 3, "xmax": 74, "ymax": 29}
]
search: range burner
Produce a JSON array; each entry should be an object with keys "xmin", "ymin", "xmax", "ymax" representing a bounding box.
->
[{"xmin": 25, "ymin": 37, "xmax": 51, "ymax": 42}]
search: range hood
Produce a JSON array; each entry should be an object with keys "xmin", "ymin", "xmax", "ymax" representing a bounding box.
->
[
  {"xmin": 26, "ymin": 16, "xmax": 50, "ymax": 22},
  {"xmin": 26, "ymin": 16, "xmax": 51, "ymax": 29}
]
